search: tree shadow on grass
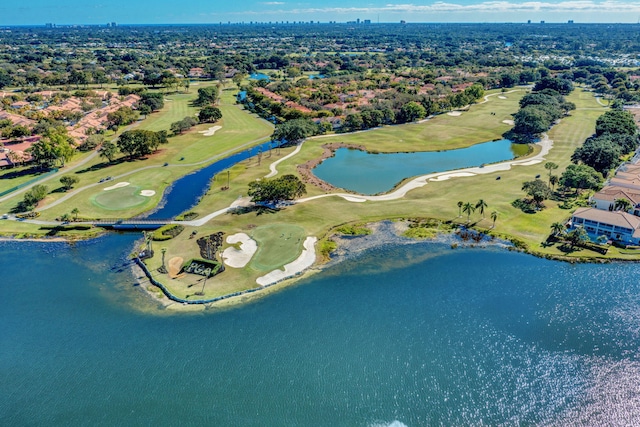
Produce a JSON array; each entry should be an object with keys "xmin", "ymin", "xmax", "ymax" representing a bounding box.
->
[
  {"xmin": 512, "ymin": 198, "xmax": 539, "ymax": 214},
  {"xmin": 557, "ymin": 243, "xmax": 578, "ymax": 254},
  {"xmin": 76, "ymin": 158, "xmax": 128, "ymax": 174},
  {"xmin": 0, "ymin": 167, "xmax": 46, "ymax": 180},
  {"xmin": 50, "ymin": 187, "xmax": 69, "ymax": 194},
  {"xmin": 230, "ymin": 205, "xmax": 280, "ymax": 216}
]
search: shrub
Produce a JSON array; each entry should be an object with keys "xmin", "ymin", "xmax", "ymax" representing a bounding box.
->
[
  {"xmin": 403, "ymin": 227, "xmax": 438, "ymax": 240},
  {"xmin": 336, "ymin": 224, "xmax": 371, "ymax": 236},
  {"xmin": 152, "ymin": 224, "xmax": 185, "ymax": 241}
]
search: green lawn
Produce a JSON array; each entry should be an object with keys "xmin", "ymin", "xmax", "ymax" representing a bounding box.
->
[
  {"xmin": 249, "ymin": 223, "xmax": 307, "ymax": 271},
  {"xmin": 314, "ymin": 89, "xmax": 525, "ymax": 152}
]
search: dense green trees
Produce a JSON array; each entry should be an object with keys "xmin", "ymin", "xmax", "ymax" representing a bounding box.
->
[
  {"xmin": 107, "ymin": 106, "xmax": 137, "ymax": 129},
  {"xmin": 522, "ymin": 179, "xmax": 552, "ymax": 208},
  {"xmin": 272, "ymin": 118, "xmax": 318, "ymax": 143},
  {"xmin": 506, "ymin": 89, "xmax": 574, "ymax": 143},
  {"xmin": 533, "ymin": 77, "xmax": 574, "ymax": 95},
  {"xmin": 117, "ymin": 130, "xmax": 168, "ymax": 159},
  {"xmin": 138, "ymin": 92, "xmax": 165, "ymax": 112},
  {"xmin": 248, "ymin": 174, "xmax": 306, "ymax": 205},
  {"xmin": 570, "ymin": 110, "xmax": 638, "ymax": 175},
  {"xmin": 21, "ymin": 184, "xmax": 48, "ymax": 211},
  {"xmin": 595, "ymin": 109, "xmax": 637, "ymax": 137},
  {"xmin": 98, "ymin": 140, "xmax": 118, "ymax": 162},
  {"xmin": 193, "ymin": 86, "xmax": 220, "ymax": 106},
  {"xmin": 170, "ymin": 117, "xmax": 198, "ymax": 135},
  {"xmin": 560, "ymin": 164, "xmax": 604, "ymax": 192},
  {"xmin": 27, "ymin": 132, "xmax": 75, "ymax": 168},
  {"xmin": 198, "ymin": 106, "xmax": 222, "ymax": 123}
]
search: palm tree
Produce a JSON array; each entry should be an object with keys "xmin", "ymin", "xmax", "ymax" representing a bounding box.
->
[
  {"xmin": 567, "ymin": 226, "xmax": 589, "ymax": 248},
  {"xmin": 550, "ymin": 221, "xmax": 566, "ymax": 237},
  {"xmin": 475, "ymin": 199, "xmax": 488, "ymax": 218},
  {"xmin": 549, "ymin": 174, "xmax": 558, "ymax": 190},
  {"xmin": 614, "ymin": 198, "xmax": 632, "ymax": 212},
  {"xmin": 457, "ymin": 200, "xmax": 463, "ymax": 217},
  {"xmin": 490, "ymin": 211, "xmax": 498, "ymax": 228},
  {"xmin": 462, "ymin": 202, "xmax": 476, "ymax": 223},
  {"xmin": 545, "ymin": 161, "xmax": 558, "ymax": 185},
  {"xmin": 71, "ymin": 207, "xmax": 79, "ymax": 221}
]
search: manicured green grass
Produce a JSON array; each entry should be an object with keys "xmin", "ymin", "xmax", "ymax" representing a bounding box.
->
[
  {"xmin": 249, "ymin": 223, "xmax": 307, "ymax": 271},
  {"xmin": 314, "ymin": 89, "xmax": 525, "ymax": 152},
  {"xmin": 92, "ymin": 185, "xmax": 148, "ymax": 211}
]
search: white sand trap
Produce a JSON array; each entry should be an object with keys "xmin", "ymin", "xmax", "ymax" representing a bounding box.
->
[
  {"xmin": 343, "ymin": 196, "xmax": 367, "ymax": 202},
  {"xmin": 256, "ymin": 237, "xmax": 317, "ymax": 286},
  {"xmin": 140, "ymin": 190, "xmax": 156, "ymax": 197},
  {"xmin": 447, "ymin": 111, "xmax": 462, "ymax": 116},
  {"xmin": 498, "ymin": 96, "xmax": 507, "ymax": 99},
  {"xmin": 222, "ymin": 233, "xmax": 258, "ymax": 268},
  {"xmin": 502, "ymin": 119, "xmax": 515, "ymax": 125},
  {"xmin": 430, "ymin": 172, "xmax": 476, "ymax": 182},
  {"xmin": 198, "ymin": 125, "xmax": 222, "ymax": 136},
  {"xmin": 103, "ymin": 182, "xmax": 130, "ymax": 191},
  {"xmin": 515, "ymin": 159, "xmax": 543, "ymax": 166}
]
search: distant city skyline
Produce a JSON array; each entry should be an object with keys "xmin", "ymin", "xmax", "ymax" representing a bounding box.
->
[{"xmin": 2, "ymin": 1, "xmax": 640, "ymax": 26}]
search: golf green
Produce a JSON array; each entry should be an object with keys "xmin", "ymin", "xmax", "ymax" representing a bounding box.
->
[
  {"xmin": 250, "ymin": 223, "xmax": 306, "ymax": 271},
  {"xmin": 92, "ymin": 185, "xmax": 150, "ymax": 211}
]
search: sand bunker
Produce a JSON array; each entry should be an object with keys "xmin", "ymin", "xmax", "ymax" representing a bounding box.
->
[
  {"xmin": 447, "ymin": 111, "xmax": 462, "ymax": 116},
  {"xmin": 256, "ymin": 237, "xmax": 317, "ymax": 286},
  {"xmin": 222, "ymin": 233, "xmax": 258, "ymax": 268},
  {"xmin": 430, "ymin": 172, "xmax": 476, "ymax": 182},
  {"xmin": 502, "ymin": 119, "xmax": 515, "ymax": 125},
  {"xmin": 198, "ymin": 125, "xmax": 222, "ymax": 136},
  {"xmin": 343, "ymin": 196, "xmax": 367, "ymax": 202},
  {"xmin": 498, "ymin": 96, "xmax": 507, "ymax": 99},
  {"xmin": 168, "ymin": 257, "xmax": 184, "ymax": 279},
  {"xmin": 140, "ymin": 190, "xmax": 156, "ymax": 197},
  {"xmin": 103, "ymin": 182, "xmax": 130, "ymax": 191}
]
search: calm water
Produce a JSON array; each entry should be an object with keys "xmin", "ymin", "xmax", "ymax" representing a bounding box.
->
[
  {"xmin": 3, "ymin": 235, "xmax": 640, "ymax": 425},
  {"xmin": 313, "ymin": 139, "xmax": 526, "ymax": 194},
  {"xmin": 145, "ymin": 140, "xmax": 280, "ymax": 219}
]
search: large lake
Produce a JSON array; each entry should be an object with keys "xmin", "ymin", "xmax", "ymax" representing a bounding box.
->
[
  {"xmin": 2, "ymin": 234, "xmax": 640, "ymax": 425},
  {"xmin": 313, "ymin": 139, "xmax": 527, "ymax": 194}
]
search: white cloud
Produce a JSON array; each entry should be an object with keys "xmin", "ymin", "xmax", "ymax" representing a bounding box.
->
[
  {"xmin": 261, "ymin": 1, "xmax": 285, "ymax": 4},
  {"xmin": 241, "ymin": 1, "xmax": 640, "ymax": 15}
]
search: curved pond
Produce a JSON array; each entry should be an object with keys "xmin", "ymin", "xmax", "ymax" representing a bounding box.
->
[{"xmin": 313, "ymin": 139, "xmax": 528, "ymax": 195}]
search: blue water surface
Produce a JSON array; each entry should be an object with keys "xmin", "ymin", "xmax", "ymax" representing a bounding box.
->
[
  {"xmin": 2, "ymin": 235, "xmax": 640, "ymax": 426},
  {"xmin": 313, "ymin": 139, "xmax": 521, "ymax": 194}
]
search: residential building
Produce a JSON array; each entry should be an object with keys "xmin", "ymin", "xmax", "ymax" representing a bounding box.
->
[{"xmin": 571, "ymin": 207, "xmax": 640, "ymax": 244}]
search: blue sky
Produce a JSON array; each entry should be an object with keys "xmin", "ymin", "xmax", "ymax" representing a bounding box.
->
[{"xmin": 2, "ymin": 1, "xmax": 640, "ymax": 25}]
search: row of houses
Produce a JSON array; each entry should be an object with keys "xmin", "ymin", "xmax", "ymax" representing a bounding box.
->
[
  {"xmin": 571, "ymin": 157, "xmax": 640, "ymax": 245},
  {"xmin": 0, "ymin": 91, "xmax": 140, "ymax": 168}
]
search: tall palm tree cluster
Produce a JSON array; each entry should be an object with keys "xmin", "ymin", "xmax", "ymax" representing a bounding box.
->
[{"xmin": 457, "ymin": 199, "xmax": 499, "ymax": 227}]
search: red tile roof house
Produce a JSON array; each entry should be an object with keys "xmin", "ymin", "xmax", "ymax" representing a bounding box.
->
[
  {"xmin": 591, "ymin": 186, "xmax": 640, "ymax": 215},
  {"xmin": 0, "ymin": 111, "xmax": 36, "ymax": 128},
  {"xmin": 10, "ymin": 101, "xmax": 30, "ymax": 109},
  {"xmin": 0, "ymin": 139, "xmax": 36, "ymax": 168}
]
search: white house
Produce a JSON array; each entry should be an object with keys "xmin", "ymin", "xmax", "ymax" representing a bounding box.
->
[
  {"xmin": 571, "ymin": 207, "xmax": 640, "ymax": 244},
  {"xmin": 591, "ymin": 185, "xmax": 640, "ymax": 215}
]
